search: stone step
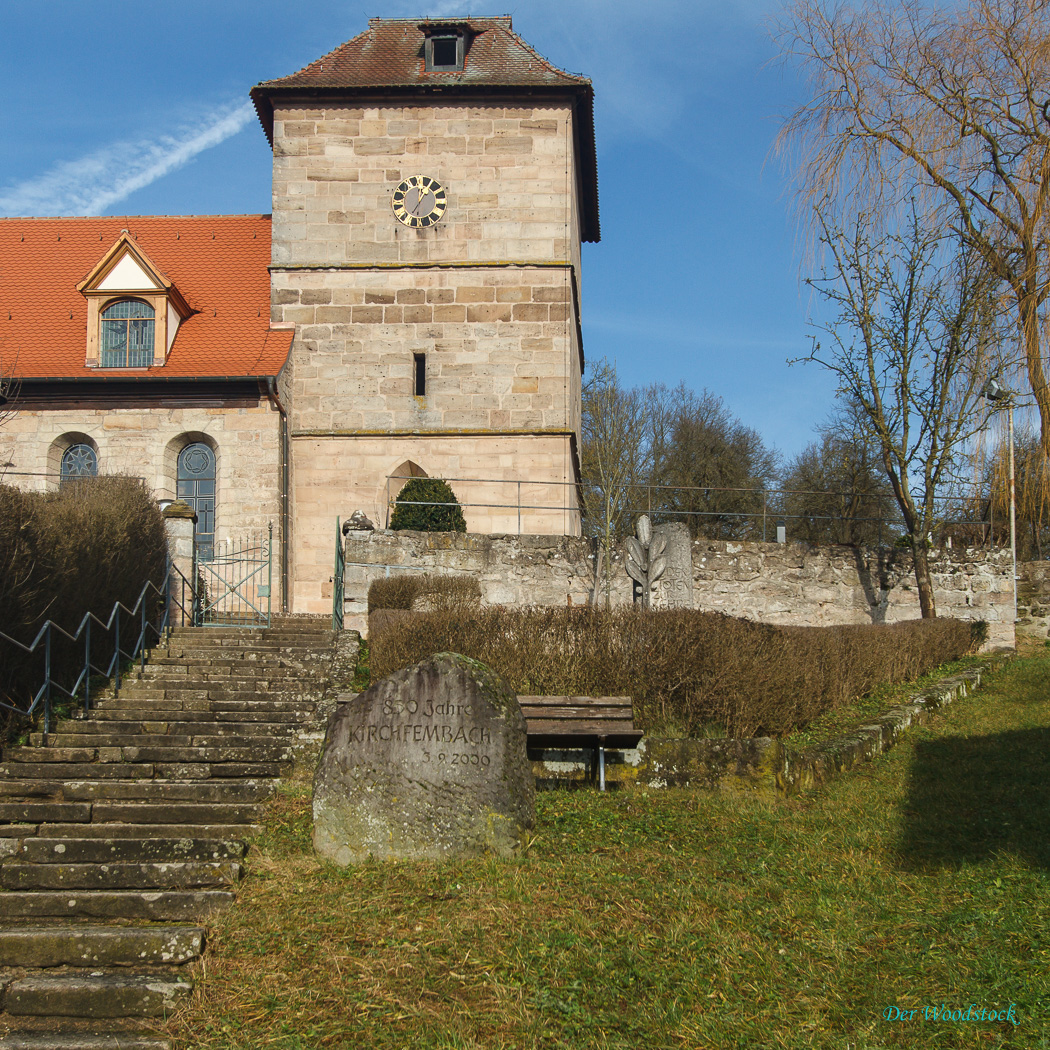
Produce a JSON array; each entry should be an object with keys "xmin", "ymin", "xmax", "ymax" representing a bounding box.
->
[
  {"xmin": 13, "ymin": 743, "xmax": 294, "ymax": 765},
  {"xmin": 134, "ymin": 660, "xmax": 307, "ymax": 676},
  {"xmin": 0, "ymin": 803, "xmax": 92, "ymax": 825},
  {"xmin": 111, "ymin": 686, "xmax": 320, "ymax": 702},
  {"xmin": 30, "ymin": 733, "xmax": 264, "ymax": 749},
  {"xmin": 88, "ymin": 708, "xmax": 309, "ymax": 724},
  {"xmin": 32, "ymin": 822, "xmax": 261, "ymax": 841},
  {"xmin": 1, "ymin": 973, "xmax": 192, "ymax": 1018},
  {"xmin": 0, "ymin": 802, "xmax": 262, "ymax": 826},
  {"xmin": 44, "ymin": 719, "xmax": 303, "ymax": 738},
  {"xmin": 0, "ymin": 860, "xmax": 241, "ymax": 890},
  {"xmin": 0, "ymin": 925, "xmax": 204, "ymax": 968},
  {"xmin": 0, "ymin": 780, "xmax": 274, "ymax": 804},
  {"xmin": 98, "ymin": 695, "xmax": 319, "ymax": 714},
  {"xmin": 4, "ymin": 837, "xmax": 245, "ymax": 864},
  {"xmin": 151, "ymin": 761, "xmax": 285, "ymax": 780},
  {"xmin": 0, "ymin": 761, "xmax": 284, "ymax": 781},
  {"xmin": 0, "ymin": 763, "xmax": 158, "ymax": 781},
  {"xmin": 0, "ymin": 1031, "xmax": 172, "ymax": 1050},
  {"xmin": 0, "ymin": 748, "xmax": 99, "ymax": 764},
  {"xmin": 0, "ymin": 890, "xmax": 234, "ymax": 921}
]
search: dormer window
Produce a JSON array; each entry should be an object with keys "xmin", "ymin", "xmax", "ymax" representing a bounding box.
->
[
  {"xmin": 424, "ymin": 30, "xmax": 466, "ymax": 71},
  {"xmin": 77, "ymin": 232, "xmax": 191, "ymax": 370},
  {"xmin": 100, "ymin": 300, "xmax": 155, "ymax": 368}
]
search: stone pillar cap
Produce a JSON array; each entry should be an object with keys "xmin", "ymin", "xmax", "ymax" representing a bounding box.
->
[{"xmin": 162, "ymin": 500, "xmax": 198, "ymax": 522}]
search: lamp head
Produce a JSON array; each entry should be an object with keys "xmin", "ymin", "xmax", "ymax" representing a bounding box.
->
[{"xmin": 981, "ymin": 378, "xmax": 1011, "ymax": 402}]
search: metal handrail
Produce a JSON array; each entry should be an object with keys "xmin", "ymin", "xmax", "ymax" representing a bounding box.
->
[
  {"xmin": 333, "ymin": 517, "xmax": 345, "ymax": 631},
  {"xmin": 0, "ymin": 563, "xmax": 178, "ymax": 735}
]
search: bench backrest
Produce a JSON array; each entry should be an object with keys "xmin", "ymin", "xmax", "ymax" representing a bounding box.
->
[{"xmin": 518, "ymin": 695, "xmax": 641, "ymax": 747}]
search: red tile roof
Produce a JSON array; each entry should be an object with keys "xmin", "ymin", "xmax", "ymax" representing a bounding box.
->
[
  {"xmin": 250, "ymin": 17, "xmax": 600, "ymax": 242},
  {"xmin": 0, "ymin": 215, "xmax": 291, "ymax": 380}
]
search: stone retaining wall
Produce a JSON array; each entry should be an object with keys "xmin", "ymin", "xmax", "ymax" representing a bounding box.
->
[
  {"xmin": 530, "ymin": 659, "xmax": 1006, "ymax": 794},
  {"xmin": 342, "ymin": 530, "xmax": 1014, "ymax": 646},
  {"xmin": 1016, "ymin": 561, "xmax": 1050, "ymax": 642}
]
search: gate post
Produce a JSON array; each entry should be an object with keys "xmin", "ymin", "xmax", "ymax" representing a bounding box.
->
[{"xmin": 163, "ymin": 500, "xmax": 198, "ymax": 628}]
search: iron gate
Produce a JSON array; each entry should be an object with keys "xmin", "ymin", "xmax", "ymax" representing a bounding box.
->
[{"xmin": 194, "ymin": 524, "xmax": 272, "ymax": 627}]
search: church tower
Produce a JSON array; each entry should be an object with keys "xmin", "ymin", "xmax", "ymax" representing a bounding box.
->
[{"xmin": 251, "ymin": 17, "xmax": 599, "ymax": 612}]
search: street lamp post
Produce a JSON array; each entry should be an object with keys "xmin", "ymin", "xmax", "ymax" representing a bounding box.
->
[{"xmin": 981, "ymin": 379, "xmax": 1017, "ymax": 624}]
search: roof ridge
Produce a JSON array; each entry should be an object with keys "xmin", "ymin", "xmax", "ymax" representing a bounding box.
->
[{"xmin": 0, "ymin": 214, "xmax": 271, "ymax": 223}]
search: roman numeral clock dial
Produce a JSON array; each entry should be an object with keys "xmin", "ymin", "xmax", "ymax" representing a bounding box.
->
[{"xmin": 392, "ymin": 175, "xmax": 447, "ymax": 228}]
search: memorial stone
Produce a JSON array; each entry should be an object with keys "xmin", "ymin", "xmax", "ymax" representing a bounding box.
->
[
  {"xmin": 650, "ymin": 522, "xmax": 694, "ymax": 608},
  {"xmin": 313, "ymin": 652, "xmax": 535, "ymax": 864}
]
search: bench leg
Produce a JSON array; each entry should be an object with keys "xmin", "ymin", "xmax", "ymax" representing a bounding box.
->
[{"xmin": 598, "ymin": 744, "xmax": 606, "ymax": 791}]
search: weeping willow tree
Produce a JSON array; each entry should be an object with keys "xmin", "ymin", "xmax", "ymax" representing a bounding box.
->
[
  {"xmin": 980, "ymin": 427, "xmax": 1050, "ymax": 559},
  {"xmin": 777, "ymin": 0, "xmax": 1050, "ymax": 455}
]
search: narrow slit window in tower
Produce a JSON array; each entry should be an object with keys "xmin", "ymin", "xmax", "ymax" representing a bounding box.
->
[{"xmin": 414, "ymin": 353, "xmax": 426, "ymax": 396}]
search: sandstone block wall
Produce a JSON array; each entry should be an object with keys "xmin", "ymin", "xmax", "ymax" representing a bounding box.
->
[
  {"xmin": 0, "ymin": 404, "xmax": 284, "ymax": 603},
  {"xmin": 294, "ymin": 436, "xmax": 579, "ymax": 612},
  {"xmin": 270, "ymin": 102, "xmax": 582, "ymax": 268},
  {"xmin": 269, "ymin": 99, "xmax": 589, "ymax": 612},
  {"xmin": 339, "ymin": 530, "xmax": 1014, "ymax": 646}
]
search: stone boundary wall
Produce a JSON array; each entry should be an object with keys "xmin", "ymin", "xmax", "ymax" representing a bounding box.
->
[
  {"xmin": 531, "ymin": 657, "xmax": 1008, "ymax": 794},
  {"xmin": 341, "ymin": 530, "xmax": 1014, "ymax": 647},
  {"xmin": 1016, "ymin": 561, "xmax": 1050, "ymax": 642}
]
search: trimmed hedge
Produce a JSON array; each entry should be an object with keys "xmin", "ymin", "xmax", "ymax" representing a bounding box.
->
[
  {"xmin": 368, "ymin": 572, "xmax": 482, "ymax": 613},
  {"xmin": 390, "ymin": 477, "xmax": 466, "ymax": 533},
  {"xmin": 0, "ymin": 478, "xmax": 167, "ymax": 727},
  {"xmin": 369, "ymin": 606, "xmax": 977, "ymax": 738}
]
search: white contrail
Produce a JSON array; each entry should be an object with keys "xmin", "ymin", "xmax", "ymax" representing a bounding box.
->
[{"xmin": 0, "ymin": 102, "xmax": 255, "ymax": 217}]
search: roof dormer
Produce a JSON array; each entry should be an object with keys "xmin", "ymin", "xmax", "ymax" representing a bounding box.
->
[{"xmin": 77, "ymin": 232, "xmax": 192, "ymax": 369}]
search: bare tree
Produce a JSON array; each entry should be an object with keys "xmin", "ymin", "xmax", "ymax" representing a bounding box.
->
[
  {"xmin": 580, "ymin": 359, "xmax": 645, "ymax": 604},
  {"xmin": 780, "ymin": 414, "xmax": 899, "ymax": 545},
  {"xmin": 802, "ymin": 210, "xmax": 1005, "ymax": 617},
  {"xmin": 646, "ymin": 384, "xmax": 779, "ymax": 539},
  {"xmin": 777, "ymin": 0, "xmax": 1050, "ymax": 450},
  {"xmin": 0, "ymin": 355, "xmax": 17, "ymax": 431}
]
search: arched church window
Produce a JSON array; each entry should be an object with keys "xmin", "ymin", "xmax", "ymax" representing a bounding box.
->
[
  {"xmin": 60, "ymin": 443, "xmax": 98, "ymax": 485},
  {"xmin": 177, "ymin": 443, "xmax": 216, "ymax": 559},
  {"xmin": 100, "ymin": 299, "xmax": 154, "ymax": 368}
]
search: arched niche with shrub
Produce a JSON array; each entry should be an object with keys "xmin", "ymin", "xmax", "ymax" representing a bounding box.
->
[{"xmin": 390, "ymin": 477, "xmax": 467, "ymax": 533}]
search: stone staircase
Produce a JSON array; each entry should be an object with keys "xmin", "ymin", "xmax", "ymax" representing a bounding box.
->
[{"xmin": 0, "ymin": 614, "xmax": 344, "ymax": 1050}]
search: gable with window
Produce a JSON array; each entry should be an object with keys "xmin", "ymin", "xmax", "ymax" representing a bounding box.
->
[{"xmin": 77, "ymin": 233, "xmax": 191, "ymax": 369}]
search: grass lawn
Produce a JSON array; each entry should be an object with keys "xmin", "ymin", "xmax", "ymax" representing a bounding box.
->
[{"xmin": 168, "ymin": 654, "xmax": 1050, "ymax": 1049}]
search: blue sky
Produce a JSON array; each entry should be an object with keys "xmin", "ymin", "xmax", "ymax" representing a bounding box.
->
[{"xmin": 0, "ymin": 0, "xmax": 835, "ymax": 461}]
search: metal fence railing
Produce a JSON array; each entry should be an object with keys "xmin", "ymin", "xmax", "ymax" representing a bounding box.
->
[
  {"xmin": 382, "ymin": 472, "xmax": 1001, "ymax": 547},
  {"xmin": 0, "ymin": 563, "xmax": 184, "ymax": 735}
]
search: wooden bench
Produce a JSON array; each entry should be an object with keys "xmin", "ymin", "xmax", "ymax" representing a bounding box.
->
[{"xmin": 518, "ymin": 696, "xmax": 642, "ymax": 790}]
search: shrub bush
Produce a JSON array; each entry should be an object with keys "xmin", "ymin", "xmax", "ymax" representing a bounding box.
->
[
  {"xmin": 368, "ymin": 573, "xmax": 481, "ymax": 613},
  {"xmin": 369, "ymin": 606, "xmax": 974, "ymax": 738},
  {"xmin": 0, "ymin": 477, "xmax": 168, "ymax": 732},
  {"xmin": 389, "ymin": 478, "xmax": 466, "ymax": 533}
]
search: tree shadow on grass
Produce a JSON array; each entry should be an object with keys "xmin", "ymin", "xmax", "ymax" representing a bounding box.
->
[{"xmin": 895, "ymin": 728, "xmax": 1050, "ymax": 872}]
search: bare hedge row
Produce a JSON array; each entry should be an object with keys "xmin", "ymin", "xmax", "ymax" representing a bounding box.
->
[
  {"xmin": 0, "ymin": 478, "xmax": 167, "ymax": 721},
  {"xmin": 369, "ymin": 606, "xmax": 978, "ymax": 738},
  {"xmin": 367, "ymin": 573, "xmax": 481, "ymax": 612}
]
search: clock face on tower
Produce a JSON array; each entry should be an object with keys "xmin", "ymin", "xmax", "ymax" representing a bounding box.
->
[{"xmin": 392, "ymin": 175, "xmax": 447, "ymax": 228}]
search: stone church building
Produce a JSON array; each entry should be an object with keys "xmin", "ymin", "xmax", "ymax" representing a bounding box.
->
[{"xmin": 0, "ymin": 17, "xmax": 600, "ymax": 613}]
